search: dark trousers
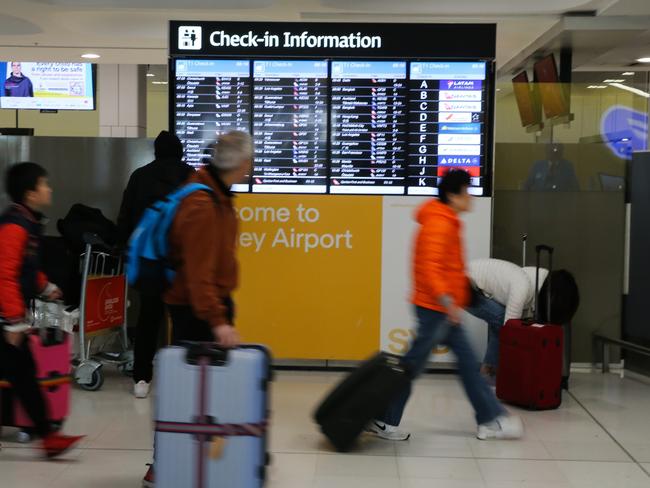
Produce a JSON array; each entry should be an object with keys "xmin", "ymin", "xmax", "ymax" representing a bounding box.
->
[
  {"xmin": 169, "ymin": 298, "xmax": 234, "ymax": 345},
  {"xmin": 133, "ymin": 292, "xmax": 166, "ymax": 383},
  {"xmin": 0, "ymin": 333, "xmax": 51, "ymax": 438}
]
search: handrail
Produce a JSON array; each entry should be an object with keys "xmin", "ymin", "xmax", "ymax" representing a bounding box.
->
[{"xmin": 593, "ymin": 333, "xmax": 650, "ymax": 373}]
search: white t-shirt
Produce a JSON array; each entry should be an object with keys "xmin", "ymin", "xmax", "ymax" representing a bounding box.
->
[{"xmin": 468, "ymin": 258, "xmax": 549, "ymax": 324}]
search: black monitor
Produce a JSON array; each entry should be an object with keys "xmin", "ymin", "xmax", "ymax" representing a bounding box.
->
[
  {"xmin": 169, "ymin": 21, "xmax": 496, "ymax": 196},
  {"xmin": 0, "ymin": 127, "xmax": 34, "ymax": 135}
]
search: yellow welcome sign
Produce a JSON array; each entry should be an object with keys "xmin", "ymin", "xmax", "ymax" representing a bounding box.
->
[{"xmin": 234, "ymin": 194, "xmax": 382, "ymax": 360}]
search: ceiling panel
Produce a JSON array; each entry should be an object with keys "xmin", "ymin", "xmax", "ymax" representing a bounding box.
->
[
  {"xmin": 601, "ymin": 0, "xmax": 650, "ymax": 15},
  {"xmin": 0, "ymin": 14, "xmax": 42, "ymax": 35},
  {"xmin": 320, "ymin": 0, "xmax": 605, "ymax": 15},
  {"xmin": 28, "ymin": 0, "xmax": 273, "ymax": 8},
  {"xmin": 1, "ymin": 0, "xmax": 646, "ymax": 71}
]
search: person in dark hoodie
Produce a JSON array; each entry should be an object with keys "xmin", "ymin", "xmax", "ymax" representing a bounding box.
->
[
  {"xmin": 4, "ymin": 62, "xmax": 34, "ymax": 97},
  {"xmin": 116, "ymin": 130, "xmax": 192, "ymax": 399}
]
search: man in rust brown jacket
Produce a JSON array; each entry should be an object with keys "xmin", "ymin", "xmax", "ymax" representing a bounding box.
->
[
  {"xmin": 143, "ymin": 132, "xmax": 252, "ymax": 487},
  {"xmin": 164, "ymin": 131, "xmax": 253, "ymax": 348}
]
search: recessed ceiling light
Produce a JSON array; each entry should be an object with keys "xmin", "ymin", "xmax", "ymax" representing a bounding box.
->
[
  {"xmin": 146, "ymin": 73, "xmax": 155, "ymax": 77},
  {"xmin": 496, "ymin": 88, "xmax": 501, "ymax": 91},
  {"xmin": 81, "ymin": 53, "xmax": 100, "ymax": 59},
  {"xmin": 622, "ymin": 72, "xmax": 635, "ymax": 76},
  {"xmin": 152, "ymin": 81, "xmax": 168, "ymax": 85},
  {"xmin": 636, "ymin": 57, "xmax": 650, "ymax": 63},
  {"xmin": 604, "ymin": 79, "xmax": 625, "ymax": 83},
  {"xmin": 587, "ymin": 85, "xmax": 607, "ymax": 89}
]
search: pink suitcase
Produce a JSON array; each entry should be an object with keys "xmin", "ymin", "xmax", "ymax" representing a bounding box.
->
[{"xmin": 1, "ymin": 329, "xmax": 72, "ymax": 428}]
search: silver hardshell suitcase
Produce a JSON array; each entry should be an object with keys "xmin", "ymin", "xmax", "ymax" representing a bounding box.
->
[{"xmin": 154, "ymin": 343, "xmax": 271, "ymax": 488}]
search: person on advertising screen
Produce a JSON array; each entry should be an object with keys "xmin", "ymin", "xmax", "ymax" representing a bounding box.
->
[
  {"xmin": 523, "ymin": 143, "xmax": 580, "ymax": 191},
  {"xmin": 4, "ymin": 62, "xmax": 34, "ymax": 97},
  {"xmin": 367, "ymin": 170, "xmax": 523, "ymax": 442}
]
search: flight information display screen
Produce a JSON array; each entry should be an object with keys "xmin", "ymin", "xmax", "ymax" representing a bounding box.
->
[
  {"xmin": 173, "ymin": 59, "xmax": 490, "ymax": 195},
  {"xmin": 174, "ymin": 59, "xmax": 251, "ymax": 168},
  {"xmin": 407, "ymin": 62, "xmax": 487, "ymax": 195},
  {"xmin": 330, "ymin": 61, "xmax": 407, "ymax": 194},
  {"xmin": 252, "ymin": 60, "xmax": 328, "ymax": 193}
]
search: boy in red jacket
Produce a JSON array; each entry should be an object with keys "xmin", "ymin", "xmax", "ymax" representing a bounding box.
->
[{"xmin": 0, "ymin": 162, "xmax": 84, "ymax": 458}]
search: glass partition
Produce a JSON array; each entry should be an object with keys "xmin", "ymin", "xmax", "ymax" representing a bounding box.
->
[{"xmin": 491, "ymin": 72, "xmax": 641, "ymax": 364}]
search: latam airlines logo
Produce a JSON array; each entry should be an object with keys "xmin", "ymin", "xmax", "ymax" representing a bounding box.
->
[
  {"xmin": 443, "ymin": 80, "xmax": 482, "ymax": 91},
  {"xmin": 178, "ymin": 26, "xmax": 202, "ymax": 50},
  {"xmin": 438, "ymin": 156, "xmax": 480, "ymax": 166}
]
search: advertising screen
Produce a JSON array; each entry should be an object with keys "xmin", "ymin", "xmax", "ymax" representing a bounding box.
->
[{"xmin": 0, "ymin": 62, "xmax": 95, "ymax": 110}]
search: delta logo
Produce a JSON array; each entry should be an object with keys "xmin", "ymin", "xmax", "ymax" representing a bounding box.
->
[
  {"xmin": 438, "ymin": 156, "xmax": 480, "ymax": 166},
  {"xmin": 443, "ymin": 80, "xmax": 482, "ymax": 90}
]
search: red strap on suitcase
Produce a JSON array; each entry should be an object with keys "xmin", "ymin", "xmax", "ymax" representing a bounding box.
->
[
  {"xmin": 197, "ymin": 357, "xmax": 208, "ymax": 488},
  {"xmin": 155, "ymin": 420, "xmax": 268, "ymax": 437},
  {"xmin": 154, "ymin": 356, "xmax": 268, "ymax": 488}
]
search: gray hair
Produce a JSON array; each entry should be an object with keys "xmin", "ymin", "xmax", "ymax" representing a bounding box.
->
[{"xmin": 211, "ymin": 130, "xmax": 254, "ymax": 171}]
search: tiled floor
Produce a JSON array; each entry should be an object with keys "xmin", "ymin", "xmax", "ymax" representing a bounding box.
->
[{"xmin": 1, "ymin": 369, "xmax": 650, "ymax": 487}]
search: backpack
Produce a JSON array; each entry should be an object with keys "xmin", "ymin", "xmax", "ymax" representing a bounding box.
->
[
  {"xmin": 127, "ymin": 183, "xmax": 213, "ymax": 295},
  {"xmin": 57, "ymin": 204, "xmax": 117, "ymax": 254}
]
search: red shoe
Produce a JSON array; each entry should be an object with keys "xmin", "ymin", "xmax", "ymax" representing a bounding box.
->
[
  {"xmin": 143, "ymin": 464, "xmax": 154, "ymax": 488},
  {"xmin": 41, "ymin": 433, "xmax": 85, "ymax": 459}
]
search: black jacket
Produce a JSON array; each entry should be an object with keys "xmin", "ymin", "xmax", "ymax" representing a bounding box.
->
[{"xmin": 116, "ymin": 157, "xmax": 193, "ymax": 248}]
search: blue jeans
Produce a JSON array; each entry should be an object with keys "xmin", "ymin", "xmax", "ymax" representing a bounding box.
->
[
  {"xmin": 380, "ymin": 306, "xmax": 505, "ymax": 427},
  {"xmin": 467, "ymin": 295, "xmax": 506, "ymax": 368}
]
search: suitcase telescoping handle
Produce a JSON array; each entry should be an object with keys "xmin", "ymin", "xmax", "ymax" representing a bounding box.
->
[
  {"xmin": 184, "ymin": 341, "xmax": 229, "ymax": 366},
  {"xmin": 534, "ymin": 245, "xmax": 554, "ymax": 323}
]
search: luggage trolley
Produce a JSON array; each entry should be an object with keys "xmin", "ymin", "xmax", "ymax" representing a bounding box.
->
[{"xmin": 73, "ymin": 234, "xmax": 133, "ymax": 391}]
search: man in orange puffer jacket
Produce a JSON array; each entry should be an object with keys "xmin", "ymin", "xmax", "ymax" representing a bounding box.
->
[{"xmin": 366, "ymin": 170, "xmax": 523, "ymax": 442}]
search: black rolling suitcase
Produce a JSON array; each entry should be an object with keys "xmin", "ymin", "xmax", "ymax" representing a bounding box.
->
[{"xmin": 314, "ymin": 352, "xmax": 410, "ymax": 452}]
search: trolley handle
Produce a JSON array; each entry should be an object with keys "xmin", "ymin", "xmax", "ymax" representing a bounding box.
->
[{"xmin": 82, "ymin": 232, "xmax": 113, "ymax": 252}]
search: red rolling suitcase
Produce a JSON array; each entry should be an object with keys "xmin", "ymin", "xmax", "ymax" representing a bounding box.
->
[{"xmin": 496, "ymin": 245, "xmax": 563, "ymax": 410}]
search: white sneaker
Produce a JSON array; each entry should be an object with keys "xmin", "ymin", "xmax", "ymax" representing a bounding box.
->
[
  {"xmin": 477, "ymin": 415, "xmax": 523, "ymax": 440},
  {"xmin": 134, "ymin": 381, "xmax": 150, "ymax": 399},
  {"xmin": 365, "ymin": 420, "xmax": 411, "ymax": 441}
]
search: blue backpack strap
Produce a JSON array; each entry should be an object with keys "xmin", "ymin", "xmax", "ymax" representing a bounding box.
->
[
  {"xmin": 126, "ymin": 183, "xmax": 218, "ymax": 289},
  {"xmin": 152, "ymin": 183, "xmax": 214, "ymax": 260}
]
